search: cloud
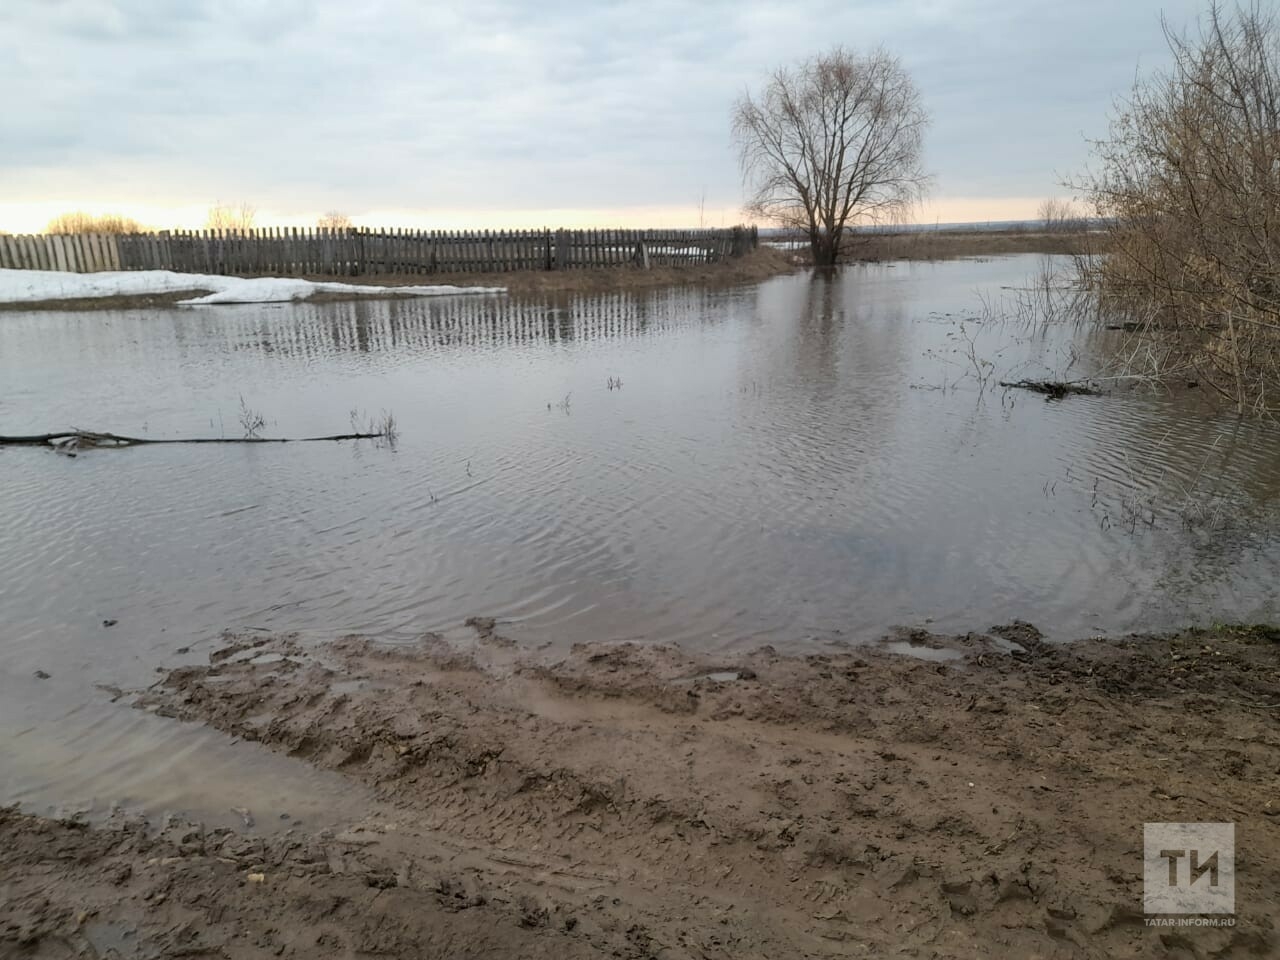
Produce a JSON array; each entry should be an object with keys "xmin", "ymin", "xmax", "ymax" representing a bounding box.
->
[{"xmin": 0, "ymin": 0, "xmax": 1210, "ymax": 227}]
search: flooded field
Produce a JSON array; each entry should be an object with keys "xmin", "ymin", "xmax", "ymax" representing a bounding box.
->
[{"xmin": 2, "ymin": 254, "xmax": 1279, "ymax": 817}]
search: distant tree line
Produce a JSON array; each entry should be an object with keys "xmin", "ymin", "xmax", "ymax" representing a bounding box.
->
[
  {"xmin": 45, "ymin": 212, "xmax": 147, "ymax": 234},
  {"xmin": 27, "ymin": 204, "xmax": 360, "ymax": 238}
]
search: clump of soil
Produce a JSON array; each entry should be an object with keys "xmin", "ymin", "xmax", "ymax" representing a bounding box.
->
[{"xmin": 4, "ymin": 623, "xmax": 1278, "ymax": 958}]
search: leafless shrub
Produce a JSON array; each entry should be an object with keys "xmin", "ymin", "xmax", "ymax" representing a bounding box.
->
[
  {"xmin": 348, "ymin": 407, "xmax": 398, "ymax": 447},
  {"xmin": 1037, "ymin": 198, "xmax": 1089, "ymax": 233},
  {"xmin": 207, "ymin": 202, "xmax": 257, "ymax": 232},
  {"xmin": 238, "ymin": 395, "xmax": 266, "ymax": 438},
  {"xmin": 45, "ymin": 211, "xmax": 146, "ymax": 234},
  {"xmin": 732, "ymin": 46, "xmax": 931, "ymax": 266},
  {"xmin": 1084, "ymin": 431, "xmax": 1247, "ymax": 533},
  {"xmin": 381, "ymin": 410, "xmax": 397, "ymax": 441},
  {"xmin": 318, "ymin": 211, "xmax": 352, "ymax": 229},
  {"xmin": 1078, "ymin": 1, "xmax": 1280, "ymax": 413}
]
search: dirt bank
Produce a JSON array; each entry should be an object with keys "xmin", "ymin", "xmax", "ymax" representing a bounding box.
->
[
  {"xmin": 843, "ymin": 229, "xmax": 1105, "ymax": 261},
  {"xmin": 4, "ymin": 622, "xmax": 1278, "ymax": 958},
  {"xmin": 0, "ymin": 249, "xmax": 799, "ymax": 311}
]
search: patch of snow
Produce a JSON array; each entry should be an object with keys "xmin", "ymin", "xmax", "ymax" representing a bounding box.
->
[{"xmin": 0, "ymin": 269, "xmax": 505, "ymax": 306}]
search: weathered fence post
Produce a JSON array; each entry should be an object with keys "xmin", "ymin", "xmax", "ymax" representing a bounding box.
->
[{"xmin": 554, "ymin": 229, "xmax": 570, "ymax": 270}]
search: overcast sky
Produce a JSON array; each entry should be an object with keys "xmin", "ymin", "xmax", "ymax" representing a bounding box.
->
[{"xmin": 0, "ymin": 0, "xmax": 1209, "ymax": 232}]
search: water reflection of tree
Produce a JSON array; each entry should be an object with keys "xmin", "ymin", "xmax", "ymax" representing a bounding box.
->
[
  {"xmin": 732, "ymin": 268, "xmax": 915, "ymax": 518},
  {"xmin": 744, "ymin": 266, "xmax": 914, "ymax": 437}
]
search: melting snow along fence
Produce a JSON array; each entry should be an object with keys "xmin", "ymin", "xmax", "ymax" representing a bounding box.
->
[{"xmin": 0, "ymin": 226, "xmax": 759, "ymax": 276}]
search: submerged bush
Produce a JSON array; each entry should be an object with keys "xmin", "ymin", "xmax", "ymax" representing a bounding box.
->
[{"xmin": 1082, "ymin": 2, "xmax": 1280, "ymax": 412}]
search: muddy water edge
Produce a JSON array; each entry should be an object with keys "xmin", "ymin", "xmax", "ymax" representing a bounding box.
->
[{"xmin": 4, "ymin": 623, "xmax": 1279, "ymax": 958}]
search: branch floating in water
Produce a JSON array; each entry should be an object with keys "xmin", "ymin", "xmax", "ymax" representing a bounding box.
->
[{"xmin": 0, "ymin": 429, "xmax": 394, "ymax": 451}]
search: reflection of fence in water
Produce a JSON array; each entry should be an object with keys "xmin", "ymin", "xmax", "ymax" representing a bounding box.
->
[{"xmin": 207, "ymin": 287, "xmax": 735, "ymax": 362}]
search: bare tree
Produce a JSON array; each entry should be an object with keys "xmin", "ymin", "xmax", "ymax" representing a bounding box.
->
[
  {"xmin": 1081, "ymin": 2, "xmax": 1280, "ymax": 412},
  {"xmin": 1037, "ymin": 198, "xmax": 1087, "ymax": 233},
  {"xmin": 317, "ymin": 211, "xmax": 352, "ymax": 229},
  {"xmin": 732, "ymin": 46, "xmax": 930, "ymax": 266},
  {"xmin": 206, "ymin": 201, "xmax": 257, "ymax": 231}
]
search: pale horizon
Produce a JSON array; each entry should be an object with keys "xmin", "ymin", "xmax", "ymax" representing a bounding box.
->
[{"xmin": 0, "ymin": 197, "xmax": 1052, "ymax": 236}]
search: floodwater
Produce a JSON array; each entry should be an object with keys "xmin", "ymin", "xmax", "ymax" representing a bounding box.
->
[{"xmin": 2, "ymin": 254, "xmax": 1279, "ymax": 815}]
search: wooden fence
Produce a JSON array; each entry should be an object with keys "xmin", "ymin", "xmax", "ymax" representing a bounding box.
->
[
  {"xmin": 0, "ymin": 226, "xmax": 758, "ymax": 276},
  {"xmin": 0, "ymin": 232, "xmax": 121, "ymax": 272}
]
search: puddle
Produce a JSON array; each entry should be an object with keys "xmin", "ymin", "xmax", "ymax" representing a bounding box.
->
[
  {"xmin": 0, "ymin": 680, "xmax": 374, "ymax": 833},
  {"xmin": 702, "ymin": 670, "xmax": 742, "ymax": 683},
  {"xmin": 246, "ymin": 652, "xmax": 292, "ymax": 666},
  {"xmin": 880, "ymin": 641, "xmax": 966, "ymax": 663},
  {"xmin": 989, "ymin": 635, "xmax": 1027, "ymax": 655},
  {"xmin": 671, "ymin": 668, "xmax": 754, "ymax": 686},
  {"xmin": 330, "ymin": 678, "xmax": 368, "ymax": 695}
]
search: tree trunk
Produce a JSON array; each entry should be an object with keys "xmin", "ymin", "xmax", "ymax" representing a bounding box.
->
[{"xmin": 810, "ymin": 235, "xmax": 838, "ymax": 266}]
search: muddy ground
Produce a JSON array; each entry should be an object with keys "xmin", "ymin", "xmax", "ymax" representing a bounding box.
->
[{"xmin": 3, "ymin": 621, "xmax": 1277, "ymax": 959}]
